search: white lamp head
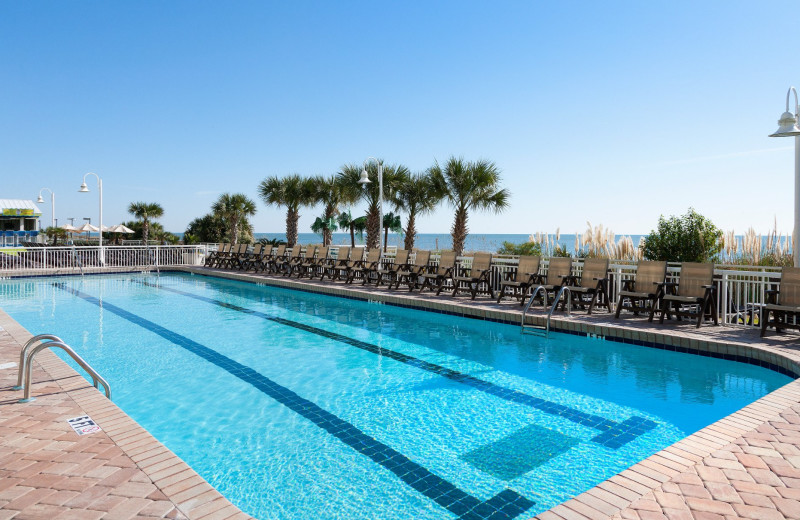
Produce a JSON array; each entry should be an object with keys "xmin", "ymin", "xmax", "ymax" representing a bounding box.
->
[
  {"xmin": 770, "ymin": 110, "xmax": 800, "ymax": 138},
  {"xmin": 358, "ymin": 169, "xmax": 371, "ymax": 186},
  {"xmin": 36, "ymin": 195, "xmax": 44, "ymax": 203},
  {"xmin": 79, "ymin": 182, "xmax": 89, "ymax": 193}
]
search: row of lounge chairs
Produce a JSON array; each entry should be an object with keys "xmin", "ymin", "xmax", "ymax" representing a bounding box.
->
[{"xmin": 205, "ymin": 244, "xmax": 800, "ymax": 334}]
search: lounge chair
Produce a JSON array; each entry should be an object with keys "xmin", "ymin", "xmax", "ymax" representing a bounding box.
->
[
  {"xmin": 761, "ymin": 266, "xmax": 800, "ymax": 337},
  {"xmin": 223, "ymin": 244, "xmax": 248, "ymax": 269},
  {"xmin": 529, "ymin": 257, "xmax": 572, "ymax": 307},
  {"xmin": 334, "ymin": 247, "xmax": 364, "ymax": 281},
  {"xmin": 346, "ymin": 248, "xmax": 380, "ymax": 284},
  {"xmin": 276, "ymin": 245, "xmax": 302, "ymax": 276},
  {"xmin": 264, "ymin": 245, "xmax": 287, "ymax": 274},
  {"xmin": 452, "ymin": 252, "xmax": 494, "ymax": 299},
  {"xmin": 250, "ymin": 244, "xmax": 273, "ymax": 272},
  {"xmin": 300, "ymin": 246, "xmax": 327, "ymax": 278},
  {"xmin": 614, "ymin": 261, "xmax": 667, "ymax": 320},
  {"xmin": 321, "ymin": 246, "xmax": 349, "ymax": 281},
  {"xmin": 418, "ymin": 251, "xmax": 457, "ymax": 295},
  {"xmin": 209, "ymin": 243, "xmax": 231, "ymax": 268},
  {"xmin": 204, "ymin": 243, "xmax": 225, "ymax": 267},
  {"xmin": 496, "ymin": 255, "xmax": 541, "ymax": 304},
  {"xmin": 380, "ymin": 249, "xmax": 410, "ymax": 287},
  {"xmin": 239, "ymin": 243, "xmax": 262, "ymax": 271},
  {"xmin": 657, "ymin": 262, "xmax": 718, "ymax": 327},
  {"xmin": 393, "ymin": 250, "xmax": 431, "ymax": 291},
  {"xmin": 287, "ymin": 245, "xmax": 315, "ymax": 277},
  {"xmin": 568, "ymin": 258, "xmax": 610, "ymax": 314}
]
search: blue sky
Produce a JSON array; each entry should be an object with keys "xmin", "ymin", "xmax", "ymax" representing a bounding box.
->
[{"xmin": 1, "ymin": 1, "xmax": 797, "ymax": 236}]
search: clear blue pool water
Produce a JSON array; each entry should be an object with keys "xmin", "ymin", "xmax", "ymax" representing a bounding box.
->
[{"xmin": 0, "ymin": 273, "xmax": 792, "ymax": 520}]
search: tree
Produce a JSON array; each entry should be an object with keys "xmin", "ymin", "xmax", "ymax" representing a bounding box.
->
[
  {"xmin": 258, "ymin": 174, "xmax": 316, "ymax": 247},
  {"xmin": 211, "ymin": 193, "xmax": 257, "ymax": 245},
  {"xmin": 43, "ymin": 227, "xmax": 67, "ymax": 246},
  {"xmin": 127, "ymin": 202, "xmax": 164, "ymax": 245},
  {"xmin": 338, "ymin": 162, "xmax": 409, "ymax": 249},
  {"xmin": 395, "ymin": 172, "xmax": 442, "ymax": 250},
  {"xmin": 311, "ymin": 175, "xmax": 356, "ymax": 246},
  {"xmin": 311, "ymin": 215, "xmax": 338, "ymax": 242},
  {"xmin": 184, "ymin": 213, "xmax": 226, "ymax": 244},
  {"xmin": 337, "ymin": 211, "xmax": 357, "ymax": 246},
  {"xmin": 382, "ymin": 212, "xmax": 402, "ymax": 252},
  {"xmin": 352, "ymin": 216, "xmax": 367, "ymax": 243},
  {"xmin": 641, "ymin": 208, "xmax": 723, "ymax": 262},
  {"xmin": 429, "ymin": 157, "xmax": 509, "ymax": 256}
]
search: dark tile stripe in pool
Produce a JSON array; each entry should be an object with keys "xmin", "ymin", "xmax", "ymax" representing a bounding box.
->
[
  {"xmin": 53, "ymin": 283, "xmax": 535, "ymax": 520},
  {"xmin": 137, "ymin": 279, "xmax": 657, "ymax": 449}
]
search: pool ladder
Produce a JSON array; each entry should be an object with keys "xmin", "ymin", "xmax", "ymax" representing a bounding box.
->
[
  {"xmin": 14, "ymin": 334, "xmax": 111, "ymax": 403},
  {"xmin": 521, "ymin": 285, "xmax": 572, "ymax": 337}
]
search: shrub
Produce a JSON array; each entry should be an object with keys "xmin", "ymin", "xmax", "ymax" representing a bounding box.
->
[
  {"xmin": 641, "ymin": 208, "xmax": 722, "ymax": 262},
  {"xmin": 497, "ymin": 241, "xmax": 542, "ymax": 256}
]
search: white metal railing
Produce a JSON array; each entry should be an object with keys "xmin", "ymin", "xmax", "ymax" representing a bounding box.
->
[{"xmin": 0, "ymin": 245, "xmax": 209, "ymax": 274}]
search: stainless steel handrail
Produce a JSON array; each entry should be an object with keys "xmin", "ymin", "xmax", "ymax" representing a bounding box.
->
[
  {"xmin": 19, "ymin": 340, "xmax": 111, "ymax": 403},
  {"xmin": 545, "ymin": 286, "xmax": 572, "ymax": 335},
  {"xmin": 13, "ymin": 334, "xmax": 63, "ymax": 390},
  {"xmin": 521, "ymin": 285, "xmax": 548, "ymax": 331}
]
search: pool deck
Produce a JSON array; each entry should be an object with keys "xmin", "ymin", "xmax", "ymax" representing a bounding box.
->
[{"xmin": 1, "ymin": 266, "xmax": 799, "ymax": 519}]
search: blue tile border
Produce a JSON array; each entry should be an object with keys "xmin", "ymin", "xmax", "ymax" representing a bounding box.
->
[
  {"xmin": 53, "ymin": 282, "xmax": 535, "ymax": 520},
  {"xmin": 184, "ymin": 270, "xmax": 800, "ymax": 380},
  {"xmin": 138, "ymin": 279, "xmax": 657, "ymax": 449}
]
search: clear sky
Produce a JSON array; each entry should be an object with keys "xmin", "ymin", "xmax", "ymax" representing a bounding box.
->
[{"xmin": 2, "ymin": 1, "xmax": 798, "ymax": 237}]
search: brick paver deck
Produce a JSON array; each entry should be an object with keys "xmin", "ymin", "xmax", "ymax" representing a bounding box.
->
[{"xmin": 2, "ymin": 266, "xmax": 800, "ymax": 519}]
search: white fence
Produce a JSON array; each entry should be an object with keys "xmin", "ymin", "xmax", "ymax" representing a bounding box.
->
[{"xmin": 0, "ymin": 245, "xmax": 209, "ymax": 273}]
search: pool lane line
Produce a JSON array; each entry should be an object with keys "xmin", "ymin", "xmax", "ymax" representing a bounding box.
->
[
  {"xmin": 54, "ymin": 282, "xmax": 536, "ymax": 520},
  {"xmin": 136, "ymin": 279, "xmax": 658, "ymax": 448}
]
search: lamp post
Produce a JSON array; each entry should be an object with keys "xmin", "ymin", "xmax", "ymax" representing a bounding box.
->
[
  {"xmin": 79, "ymin": 172, "xmax": 103, "ymax": 265},
  {"xmin": 357, "ymin": 157, "xmax": 384, "ymax": 252},
  {"xmin": 768, "ymin": 87, "xmax": 800, "ymax": 267},
  {"xmin": 36, "ymin": 188, "xmax": 55, "ymax": 229}
]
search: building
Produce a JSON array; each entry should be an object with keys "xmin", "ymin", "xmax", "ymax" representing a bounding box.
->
[{"xmin": 0, "ymin": 199, "xmax": 42, "ymax": 232}]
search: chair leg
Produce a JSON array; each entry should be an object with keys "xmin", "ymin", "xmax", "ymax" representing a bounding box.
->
[
  {"xmin": 760, "ymin": 309, "xmax": 770, "ymax": 337},
  {"xmin": 588, "ymin": 292, "xmax": 598, "ymax": 315},
  {"xmin": 497, "ymin": 285, "xmax": 505, "ymax": 304}
]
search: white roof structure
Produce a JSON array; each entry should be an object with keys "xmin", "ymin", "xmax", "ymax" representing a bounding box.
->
[
  {"xmin": 0, "ymin": 199, "xmax": 39, "ymax": 211},
  {"xmin": 0, "ymin": 199, "xmax": 41, "ymax": 217}
]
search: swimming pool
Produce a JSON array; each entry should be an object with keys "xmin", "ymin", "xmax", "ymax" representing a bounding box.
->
[{"xmin": 0, "ymin": 272, "xmax": 792, "ymax": 519}]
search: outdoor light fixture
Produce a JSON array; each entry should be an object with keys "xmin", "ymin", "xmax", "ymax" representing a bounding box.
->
[
  {"xmin": 36, "ymin": 187, "xmax": 55, "ymax": 228},
  {"xmin": 358, "ymin": 157, "xmax": 384, "ymax": 252},
  {"xmin": 769, "ymin": 87, "xmax": 800, "ymax": 267},
  {"xmin": 79, "ymin": 172, "xmax": 104, "ymax": 265}
]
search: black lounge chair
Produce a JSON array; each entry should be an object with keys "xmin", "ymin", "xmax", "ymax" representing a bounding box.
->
[
  {"xmin": 657, "ymin": 262, "xmax": 718, "ymax": 328},
  {"xmin": 452, "ymin": 252, "xmax": 494, "ymax": 299},
  {"xmin": 496, "ymin": 255, "xmax": 541, "ymax": 304},
  {"xmin": 204, "ymin": 243, "xmax": 226, "ymax": 267},
  {"xmin": 300, "ymin": 245, "xmax": 326, "ymax": 278},
  {"xmin": 393, "ymin": 250, "xmax": 430, "ymax": 291},
  {"xmin": 568, "ymin": 258, "xmax": 610, "ymax": 314},
  {"xmin": 347, "ymin": 248, "xmax": 381, "ymax": 284},
  {"xmin": 379, "ymin": 249, "xmax": 410, "ymax": 287},
  {"xmin": 761, "ymin": 266, "xmax": 800, "ymax": 337},
  {"xmin": 614, "ymin": 261, "xmax": 667, "ymax": 321},
  {"xmin": 334, "ymin": 247, "xmax": 364, "ymax": 282},
  {"xmin": 529, "ymin": 257, "xmax": 572, "ymax": 307},
  {"xmin": 418, "ymin": 251, "xmax": 457, "ymax": 295}
]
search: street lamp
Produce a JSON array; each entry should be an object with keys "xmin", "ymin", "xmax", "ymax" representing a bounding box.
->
[
  {"xmin": 358, "ymin": 157, "xmax": 384, "ymax": 252},
  {"xmin": 36, "ymin": 188, "xmax": 55, "ymax": 228},
  {"xmin": 79, "ymin": 172, "xmax": 104, "ymax": 265},
  {"xmin": 768, "ymin": 87, "xmax": 800, "ymax": 267}
]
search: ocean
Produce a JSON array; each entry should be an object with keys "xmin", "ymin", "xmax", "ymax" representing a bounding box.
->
[{"xmin": 254, "ymin": 233, "xmax": 648, "ymax": 254}]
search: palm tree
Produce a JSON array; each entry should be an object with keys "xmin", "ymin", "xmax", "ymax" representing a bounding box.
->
[
  {"xmin": 352, "ymin": 216, "xmax": 367, "ymax": 243},
  {"xmin": 211, "ymin": 193, "xmax": 257, "ymax": 245},
  {"xmin": 337, "ymin": 211, "xmax": 357, "ymax": 246},
  {"xmin": 395, "ymin": 172, "xmax": 442, "ymax": 250},
  {"xmin": 311, "ymin": 175, "xmax": 356, "ymax": 246},
  {"xmin": 382, "ymin": 212, "xmax": 402, "ymax": 252},
  {"xmin": 127, "ymin": 202, "xmax": 164, "ymax": 245},
  {"xmin": 429, "ymin": 157, "xmax": 510, "ymax": 256},
  {"xmin": 258, "ymin": 174, "xmax": 316, "ymax": 247},
  {"xmin": 338, "ymin": 162, "xmax": 409, "ymax": 250},
  {"xmin": 311, "ymin": 215, "xmax": 338, "ymax": 242}
]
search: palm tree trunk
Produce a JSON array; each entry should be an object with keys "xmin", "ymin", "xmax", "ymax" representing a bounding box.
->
[
  {"xmin": 349, "ymin": 225, "xmax": 355, "ymax": 246},
  {"xmin": 384, "ymin": 226, "xmax": 389, "ymax": 252},
  {"xmin": 143, "ymin": 221, "xmax": 149, "ymax": 245},
  {"xmin": 451, "ymin": 207, "xmax": 469, "ymax": 257},
  {"xmin": 231, "ymin": 218, "xmax": 239, "ymax": 245},
  {"xmin": 323, "ymin": 205, "xmax": 335, "ymax": 246},
  {"xmin": 366, "ymin": 205, "xmax": 380, "ymax": 250},
  {"xmin": 404, "ymin": 212, "xmax": 417, "ymax": 250},
  {"xmin": 286, "ymin": 207, "xmax": 299, "ymax": 247}
]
